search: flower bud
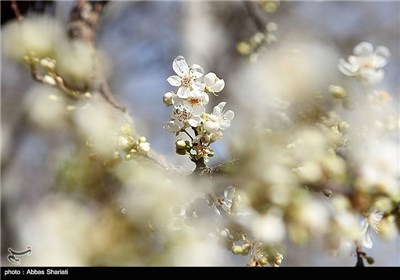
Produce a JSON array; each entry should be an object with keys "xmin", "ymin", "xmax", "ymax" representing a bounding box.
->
[
  {"xmin": 329, "ymin": 85, "xmax": 347, "ymax": 99},
  {"xmin": 138, "ymin": 142, "xmax": 150, "ymax": 154},
  {"xmin": 43, "ymin": 75, "xmax": 56, "ymax": 86},
  {"xmin": 40, "ymin": 58, "xmax": 56, "ymax": 70},
  {"xmin": 163, "ymin": 91, "xmax": 174, "ymax": 107},
  {"xmin": 232, "ymin": 245, "xmax": 243, "ymax": 255},
  {"xmin": 338, "ymin": 121, "xmax": 349, "ymax": 133},
  {"xmin": 176, "ymin": 147, "xmax": 186, "ymax": 155},
  {"xmin": 175, "ymin": 139, "xmax": 186, "ymax": 149}
]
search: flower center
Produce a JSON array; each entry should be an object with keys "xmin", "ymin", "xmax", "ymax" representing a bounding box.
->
[
  {"xmin": 188, "ymin": 97, "xmax": 201, "ymax": 106},
  {"xmin": 361, "ymin": 58, "xmax": 373, "ymax": 69},
  {"xmin": 176, "ymin": 108, "xmax": 192, "ymax": 121},
  {"xmin": 181, "ymin": 76, "xmax": 192, "ymax": 87}
]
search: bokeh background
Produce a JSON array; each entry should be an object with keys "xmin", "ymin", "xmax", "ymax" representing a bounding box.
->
[{"xmin": 1, "ymin": 1, "xmax": 399, "ymax": 266}]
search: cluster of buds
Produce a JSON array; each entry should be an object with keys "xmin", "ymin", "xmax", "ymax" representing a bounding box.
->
[
  {"xmin": 23, "ymin": 52, "xmax": 85, "ymax": 99},
  {"xmin": 163, "ymin": 56, "xmax": 234, "ymax": 162},
  {"xmin": 115, "ymin": 125, "xmax": 151, "ymax": 160}
]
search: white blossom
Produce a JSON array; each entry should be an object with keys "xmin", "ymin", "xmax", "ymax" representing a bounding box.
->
[
  {"xmin": 204, "ymin": 72, "xmax": 225, "ymax": 95},
  {"xmin": 221, "ymin": 186, "xmax": 236, "ymax": 212},
  {"xmin": 204, "ymin": 102, "xmax": 235, "ymax": 133},
  {"xmin": 338, "ymin": 42, "xmax": 390, "ymax": 84},
  {"xmin": 167, "ymin": 56, "xmax": 205, "ymax": 98},
  {"xmin": 165, "ymin": 104, "xmax": 202, "ymax": 133},
  {"xmin": 360, "ymin": 210, "xmax": 383, "ymax": 249},
  {"xmin": 173, "ymin": 90, "xmax": 209, "ymax": 115}
]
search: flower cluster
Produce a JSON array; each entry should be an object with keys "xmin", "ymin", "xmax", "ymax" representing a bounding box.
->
[
  {"xmin": 163, "ymin": 56, "xmax": 234, "ymax": 162},
  {"xmin": 338, "ymin": 42, "xmax": 390, "ymax": 85}
]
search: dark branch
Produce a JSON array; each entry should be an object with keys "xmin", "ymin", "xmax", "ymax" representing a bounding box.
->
[{"xmin": 355, "ymin": 244, "xmax": 366, "ymax": 267}]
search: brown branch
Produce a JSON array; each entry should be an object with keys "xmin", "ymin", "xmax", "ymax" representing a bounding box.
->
[
  {"xmin": 68, "ymin": 0, "xmax": 126, "ymax": 113},
  {"xmin": 11, "ymin": 0, "xmax": 24, "ymax": 22},
  {"xmin": 243, "ymin": 1, "xmax": 267, "ymax": 33},
  {"xmin": 192, "ymin": 157, "xmax": 207, "ymax": 175}
]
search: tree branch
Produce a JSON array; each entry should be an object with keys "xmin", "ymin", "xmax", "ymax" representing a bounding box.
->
[
  {"xmin": 243, "ymin": 1, "xmax": 267, "ymax": 33},
  {"xmin": 355, "ymin": 243, "xmax": 366, "ymax": 267},
  {"xmin": 68, "ymin": 0, "xmax": 127, "ymax": 113},
  {"xmin": 11, "ymin": 0, "xmax": 24, "ymax": 22}
]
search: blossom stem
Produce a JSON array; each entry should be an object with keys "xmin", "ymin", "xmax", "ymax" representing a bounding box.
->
[
  {"xmin": 355, "ymin": 242, "xmax": 366, "ymax": 267},
  {"xmin": 183, "ymin": 129, "xmax": 194, "ymax": 140}
]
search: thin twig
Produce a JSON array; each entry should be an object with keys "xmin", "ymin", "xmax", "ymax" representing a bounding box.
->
[{"xmin": 11, "ymin": 0, "xmax": 24, "ymax": 22}]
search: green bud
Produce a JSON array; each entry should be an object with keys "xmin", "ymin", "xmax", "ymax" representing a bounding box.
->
[
  {"xmin": 125, "ymin": 154, "xmax": 132, "ymax": 160},
  {"xmin": 176, "ymin": 148, "xmax": 186, "ymax": 155},
  {"xmin": 236, "ymin": 41, "xmax": 252, "ymax": 55},
  {"xmin": 329, "ymin": 85, "xmax": 347, "ymax": 99},
  {"xmin": 322, "ymin": 189, "xmax": 333, "ymax": 197},
  {"xmin": 366, "ymin": 256, "xmax": 375, "ymax": 265},
  {"xmin": 139, "ymin": 136, "xmax": 147, "ymax": 143},
  {"xmin": 232, "ymin": 245, "xmax": 243, "ymax": 255},
  {"xmin": 176, "ymin": 139, "xmax": 186, "ymax": 149},
  {"xmin": 258, "ymin": 257, "xmax": 268, "ymax": 265},
  {"xmin": 208, "ymin": 150, "xmax": 215, "ymax": 157}
]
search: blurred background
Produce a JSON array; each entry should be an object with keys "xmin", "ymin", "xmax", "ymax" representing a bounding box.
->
[{"xmin": 1, "ymin": 1, "xmax": 399, "ymax": 266}]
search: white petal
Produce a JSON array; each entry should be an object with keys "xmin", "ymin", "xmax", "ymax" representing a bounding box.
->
[
  {"xmin": 213, "ymin": 102, "xmax": 226, "ymax": 116},
  {"xmin": 165, "ymin": 120, "xmax": 182, "ymax": 132},
  {"xmin": 167, "ymin": 75, "xmax": 182, "ymax": 87},
  {"xmin": 338, "ymin": 60, "xmax": 356, "ymax": 76},
  {"xmin": 204, "ymin": 72, "xmax": 217, "ymax": 86},
  {"xmin": 203, "ymin": 92, "xmax": 209, "ymax": 105},
  {"xmin": 192, "ymin": 81, "xmax": 205, "ymax": 92},
  {"xmin": 191, "ymin": 104, "xmax": 205, "ymax": 116},
  {"xmin": 173, "ymin": 56, "xmax": 189, "ymax": 76},
  {"xmin": 224, "ymin": 110, "xmax": 235, "ymax": 121},
  {"xmin": 172, "ymin": 95, "xmax": 184, "ymax": 107},
  {"xmin": 361, "ymin": 228, "xmax": 373, "ymax": 249},
  {"xmin": 221, "ymin": 201, "xmax": 232, "ymax": 212},
  {"xmin": 188, "ymin": 118, "xmax": 199, "ymax": 127},
  {"xmin": 210, "ymin": 79, "xmax": 225, "ymax": 93},
  {"xmin": 190, "ymin": 64, "xmax": 204, "ymax": 78},
  {"xmin": 224, "ymin": 186, "xmax": 236, "ymax": 201},
  {"xmin": 374, "ymin": 46, "xmax": 390, "ymax": 67},
  {"xmin": 177, "ymin": 87, "xmax": 190, "ymax": 99},
  {"xmin": 219, "ymin": 120, "xmax": 231, "ymax": 130},
  {"xmin": 204, "ymin": 120, "xmax": 219, "ymax": 133},
  {"xmin": 354, "ymin": 42, "xmax": 373, "ymax": 57}
]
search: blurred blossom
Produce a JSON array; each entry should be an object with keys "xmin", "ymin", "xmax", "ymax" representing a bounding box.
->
[
  {"xmin": 2, "ymin": 15, "xmax": 65, "ymax": 61},
  {"xmin": 338, "ymin": 42, "xmax": 390, "ymax": 85},
  {"xmin": 74, "ymin": 96, "xmax": 126, "ymax": 156},
  {"xmin": 24, "ymin": 85, "xmax": 67, "ymax": 129},
  {"xmin": 56, "ymin": 41, "xmax": 111, "ymax": 91},
  {"xmin": 353, "ymin": 139, "xmax": 399, "ymax": 197},
  {"xmin": 252, "ymin": 209, "xmax": 286, "ymax": 244}
]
